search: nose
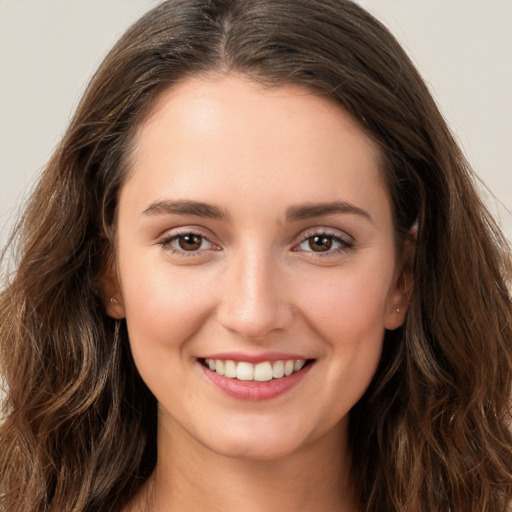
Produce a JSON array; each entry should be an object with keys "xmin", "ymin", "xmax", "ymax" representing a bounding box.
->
[{"xmin": 216, "ymin": 249, "xmax": 294, "ymax": 341}]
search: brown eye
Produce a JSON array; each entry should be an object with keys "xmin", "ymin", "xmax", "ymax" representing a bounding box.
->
[
  {"xmin": 308, "ymin": 235, "xmax": 333, "ymax": 252},
  {"xmin": 159, "ymin": 231, "xmax": 216, "ymax": 255},
  {"xmin": 295, "ymin": 232, "xmax": 353, "ymax": 255},
  {"xmin": 178, "ymin": 233, "xmax": 203, "ymax": 251}
]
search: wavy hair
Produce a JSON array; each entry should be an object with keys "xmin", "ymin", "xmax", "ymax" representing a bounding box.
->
[{"xmin": 1, "ymin": 1, "xmax": 511, "ymax": 510}]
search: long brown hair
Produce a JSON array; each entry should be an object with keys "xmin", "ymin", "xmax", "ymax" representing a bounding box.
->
[{"xmin": 1, "ymin": 1, "xmax": 511, "ymax": 510}]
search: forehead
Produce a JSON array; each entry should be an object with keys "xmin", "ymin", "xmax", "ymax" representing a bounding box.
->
[
  {"xmin": 137, "ymin": 74, "xmax": 379, "ymax": 161},
  {"xmin": 122, "ymin": 74, "xmax": 389, "ymax": 221}
]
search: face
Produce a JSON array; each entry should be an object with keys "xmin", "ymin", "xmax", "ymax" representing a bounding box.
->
[{"xmin": 105, "ymin": 74, "xmax": 410, "ymax": 461}]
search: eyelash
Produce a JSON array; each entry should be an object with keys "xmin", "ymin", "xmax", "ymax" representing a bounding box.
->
[
  {"xmin": 157, "ymin": 230, "xmax": 219, "ymax": 257},
  {"xmin": 294, "ymin": 230, "xmax": 355, "ymax": 256},
  {"xmin": 157, "ymin": 229, "xmax": 355, "ymax": 257}
]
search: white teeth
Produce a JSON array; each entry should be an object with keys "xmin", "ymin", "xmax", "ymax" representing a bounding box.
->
[
  {"xmin": 204, "ymin": 358, "xmax": 308, "ymax": 381},
  {"xmin": 294, "ymin": 360, "xmax": 305, "ymax": 371},
  {"xmin": 284, "ymin": 360, "xmax": 295, "ymax": 376},
  {"xmin": 224, "ymin": 360, "xmax": 237, "ymax": 378},
  {"xmin": 272, "ymin": 360, "xmax": 284, "ymax": 378},
  {"xmin": 236, "ymin": 362, "xmax": 254, "ymax": 381},
  {"xmin": 254, "ymin": 362, "xmax": 273, "ymax": 382},
  {"xmin": 215, "ymin": 359, "xmax": 225, "ymax": 376}
]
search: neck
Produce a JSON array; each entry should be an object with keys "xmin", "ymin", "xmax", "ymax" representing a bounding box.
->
[{"xmin": 129, "ymin": 415, "xmax": 358, "ymax": 512}]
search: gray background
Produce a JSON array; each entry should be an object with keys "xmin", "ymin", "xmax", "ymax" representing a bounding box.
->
[{"xmin": 1, "ymin": 0, "xmax": 511, "ymax": 246}]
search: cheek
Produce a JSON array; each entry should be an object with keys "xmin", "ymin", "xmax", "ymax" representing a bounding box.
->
[
  {"xmin": 118, "ymin": 253, "xmax": 217, "ymax": 353},
  {"xmin": 295, "ymin": 263, "xmax": 392, "ymax": 340},
  {"xmin": 292, "ymin": 261, "xmax": 392, "ymax": 395}
]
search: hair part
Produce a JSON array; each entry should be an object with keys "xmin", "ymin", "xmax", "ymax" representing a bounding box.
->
[{"xmin": 1, "ymin": 1, "xmax": 511, "ymax": 511}]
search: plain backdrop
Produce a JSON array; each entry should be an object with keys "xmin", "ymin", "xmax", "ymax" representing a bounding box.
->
[{"xmin": 1, "ymin": 0, "xmax": 511, "ymax": 247}]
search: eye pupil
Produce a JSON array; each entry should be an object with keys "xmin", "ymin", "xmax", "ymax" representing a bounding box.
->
[
  {"xmin": 179, "ymin": 234, "xmax": 202, "ymax": 251},
  {"xmin": 309, "ymin": 235, "xmax": 333, "ymax": 252}
]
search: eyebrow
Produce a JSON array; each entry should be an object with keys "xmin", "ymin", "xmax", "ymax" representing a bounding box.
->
[
  {"xmin": 285, "ymin": 201, "xmax": 374, "ymax": 224},
  {"xmin": 142, "ymin": 199, "xmax": 230, "ymax": 220},
  {"xmin": 142, "ymin": 199, "xmax": 372, "ymax": 224}
]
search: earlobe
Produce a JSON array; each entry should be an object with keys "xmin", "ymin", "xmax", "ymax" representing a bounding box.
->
[
  {"xmin": 100, "ymin": 263, "xmax": 126, "ymax": 320},
  {"xmin": 106, "ymin": 295, "xmax": 126, "ymax": 319},
  {"xmin": 384, "ymin": 229, "xmax": 416, "ymax": 330},
  {"xmin": 384, "ymin": 287, "xmax": 411, "ymax": 330},
  {"xmin": 384, "ymin": 261, "xmax": 414, "ymax": 331}
]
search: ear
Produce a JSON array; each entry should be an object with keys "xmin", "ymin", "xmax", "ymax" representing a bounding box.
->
[
  {"xmin": 100, "ymin": 260, "xmax": 126, "ymax": 320},
  {"xmin": 384, "ymin": 238, "xmax": 415, "ymax": 331}
]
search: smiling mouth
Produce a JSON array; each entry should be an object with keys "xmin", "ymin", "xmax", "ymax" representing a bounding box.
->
[{"xmin": 201, "ymin": 358, "xmax": 315, "ymax": 382}]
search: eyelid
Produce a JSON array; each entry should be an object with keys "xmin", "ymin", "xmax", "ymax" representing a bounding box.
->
[
  {"xmin": 155, "ymin": 225, "xmax": 354, "ymax": 258},
  {"xmin": 157, "ymin": 227, "xmax": 221, "ymax": 256},
  {"xmin": 297, "ymin": 226, "xmax": 354, "ymax": 243},
  {"xmin": 292, "ymin": 227, "xmax": 355, "ymax": 254}
]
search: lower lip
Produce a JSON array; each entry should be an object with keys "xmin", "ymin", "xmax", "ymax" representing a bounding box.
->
[{"xmin": 200, "ymin": 361, "xmax": 314, "ymax": 401}]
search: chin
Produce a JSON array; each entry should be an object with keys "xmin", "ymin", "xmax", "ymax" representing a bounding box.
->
[
  {"xmin": 207, "ymin": 435, "xmax": 304, "ymax": 462},
  {"xmin": 192, "ymin": 415, "xmax": 332, "ymax": 462}
]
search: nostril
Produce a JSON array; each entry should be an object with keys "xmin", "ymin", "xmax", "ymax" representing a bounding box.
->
[{"xmin": 216, "ymin": 301, "xmax": 294, "ymax": 340}]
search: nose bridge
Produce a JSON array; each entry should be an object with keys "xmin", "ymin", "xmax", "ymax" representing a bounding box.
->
[{"xmin": 217, "ymin": 245, "xmax": 292, "ymax": 339}]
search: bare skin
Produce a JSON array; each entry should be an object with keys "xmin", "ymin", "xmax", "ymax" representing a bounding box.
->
[
  {"xmin": 106, "ymin": 74, "xmax": 411, "ymax": 512},
  {"xmin": 125, "ymin": 416, "xmax": 356, "ymax": 512}
]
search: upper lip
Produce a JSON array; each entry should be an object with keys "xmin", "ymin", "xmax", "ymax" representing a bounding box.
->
[{"xmin": 199, "ymin": 351, "xmax": 314, "ymax": 364}]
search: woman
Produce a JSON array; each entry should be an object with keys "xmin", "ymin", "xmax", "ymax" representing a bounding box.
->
[{"xmin": 1, "ymin": 1, "xmax": 511, "ymax": 511}]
